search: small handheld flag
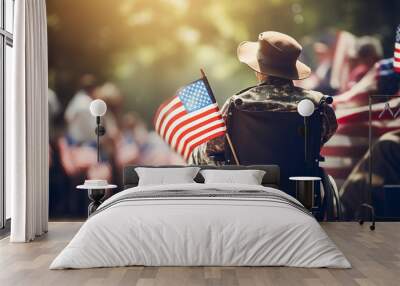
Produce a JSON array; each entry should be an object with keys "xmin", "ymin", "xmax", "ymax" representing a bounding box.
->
[
  {"xmin": 154, "ymin": 73, "xmax": 226, "ymax": 161},
  {"xmin": 394, "ymin": 24, "xmax": 400, "ymax": 73}
]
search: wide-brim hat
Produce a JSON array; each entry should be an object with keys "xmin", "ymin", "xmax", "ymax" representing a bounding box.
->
[{"xmin": 237, "ymin": 31, "xmax": 311, "ymax": 80}]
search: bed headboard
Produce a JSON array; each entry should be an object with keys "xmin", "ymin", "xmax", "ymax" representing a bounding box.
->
[{"xmin": 123, "ymin": 165, "xmax": 280, "ymax": 189}]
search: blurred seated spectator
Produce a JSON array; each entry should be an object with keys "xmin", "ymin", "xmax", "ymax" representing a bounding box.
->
[
  {"xmin": 58, "ymin": 136, "xmax": 97, "ymax": 177},
  {"xmin": 125, "ymin": 114, "xmax": 184, "ymax": 165},
  {"xmin": 52, "ymin": 78, "xmax": 185, "ymax": 218},
  {"xmin": 95, "ymin": 82, "xmax": 124, "ymax": 139},
  {"xmin": 114, "ymin": 111, "xmax": 184, "ymax": 173},
  {"xmin": 298, "ymin": 31, "xmax": 357, "ymax": 95},
  {"xmin": 87, "ymin": 163, "xmax": 112, "ymax": 181},
  {"xmin": 312, "ymin": 35, "xmax": 337, "ymax": 95},
  {"xmin": 64, "ymin": 74, "xmax": 98, "ymax": 145},
  {"xmin": 327, "ymin": 31, "xmax": 357, "ymax": 94},
  {"xmin": 48, "ymin": 88, "xmax": 60, "ymax": 139},
  {"xmin": 54, "ymin": 75, "xmax": 118, "ymax": 218},
  {"xmin": 115, "ymin": 113, "xmax": 141, "ymax": 168},
  {"xmin": 48, "ymin": 88, "xmax": 60, "ymax": 168},
  {"xmin": 345, "ymin": 36, "xmax": 382, "ymax": 91},
  {"xmin": 334, "ymin": 58, "xmax": 399, "ymax": 109},
  {"xmin": 139, "ymin": 130, "xmax": 185, "ymax": 165}
]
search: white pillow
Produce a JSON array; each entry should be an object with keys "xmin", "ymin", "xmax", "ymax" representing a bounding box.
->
[
  {"xmin": 200, "ymin": 169, "xmax": 266, "ymax": 185},
  {"xmin": 135, "ymin": 167, "xmax": 200, "ymax": 186}
]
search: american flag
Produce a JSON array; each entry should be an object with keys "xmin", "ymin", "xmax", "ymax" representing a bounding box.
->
[
  {"xmin": 321, "ymin": 58, "xmax": 400, "ymax": 187},
  {"xmin": 154, "ymin": 78, "xmax": 226, "ymax": 160},
  {"xmin": 394, "ymin": 24, "xmax": 400, "ymax": 73},
  {"xmin": 333, "ymin": 58, "xmax": 399, "ymax": 107},
  {"xmin": 330, "ymin": 30, "xmax": 357, "ymax": 92}
]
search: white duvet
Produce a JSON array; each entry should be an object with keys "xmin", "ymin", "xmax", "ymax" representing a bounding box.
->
[{"xmin": 50, "ymin": 183, "xmax": 350, "ymax": 269}]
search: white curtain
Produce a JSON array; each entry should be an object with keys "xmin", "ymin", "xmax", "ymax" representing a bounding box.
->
[{"xmin": 8, "ymin": 0, "xmax": 49, "ymax": 242}]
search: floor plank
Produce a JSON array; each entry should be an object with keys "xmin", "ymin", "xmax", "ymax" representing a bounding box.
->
[{"xmin": 0, "ymin": 222, "xmax": 399, "ymax": 286}]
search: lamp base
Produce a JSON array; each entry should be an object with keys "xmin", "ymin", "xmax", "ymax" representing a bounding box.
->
[
  {"xmin": 95, "ymin": 125, "xmax": 106, "ymax": 136},
  {"xmin": 87, "ymin": 189, "xmax": 106, "ymax": 216},
  {"xmin": 95, "ymin": 117, "xmax": 106, "ymax": 163}
]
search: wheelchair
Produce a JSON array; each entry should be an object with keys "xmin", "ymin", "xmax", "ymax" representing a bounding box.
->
[{"xmin": 211, "ymin": 96, "xmax": 341, "ymax": 220}]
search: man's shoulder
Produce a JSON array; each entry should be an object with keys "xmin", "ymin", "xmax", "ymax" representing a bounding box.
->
[
  {"xmin": 299, "ymin": 87, "xmax": 324, "ymax": 96},
  {"xmin": 232, "ymin": 84, "xmax": 270, "ymax": 102},
  {"xmin": 234, "ymin": 85, "xmax": 258, "ymax": 96},
  {"xmin": 284, "ymin": 85, "xmax": 327, "ymax": 104},
  {"xmin": 234, "ymin": 83, "xmax": 325, "ymax": 99}
]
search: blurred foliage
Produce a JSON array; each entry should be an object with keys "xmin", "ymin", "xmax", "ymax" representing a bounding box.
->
[{"xmin": 47, "ymin": 0, "xmax": 400, "ymax": 126}]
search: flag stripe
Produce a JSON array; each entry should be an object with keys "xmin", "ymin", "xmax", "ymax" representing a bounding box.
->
[
  {"xmin": 335, "ymin": 123, "xmax": 400, "ymax": 137},
  {"xmin": 337, "ymin": 110, "xmax": 400, "ymax": 124},
  {"xmin": 395, "ymin": 25, "xmax": 400, "ymax": 73},
  {"xmin": 168, "ymin": 106, "xmax": 220, "ymax": 146},
  {"xmin": 180, "ymin": 122, "xmax": 226, "ymax": 157},
  {"xmin": 170, "ymin": 112, "xmax": 222, "ymax": 147},
  {"xmin": 321, "ymin": 146, "xmax": 368, "ymax": 157},
  {"xmin": 324, "ymin": 134, "xmax": 369, "ymax": 147},
  {"xmin": 174, "ymin": 116, "xmax": 222, "ymax": 150},
  {"xmin": 155, "ymin": 97, "xmax": 182, "ymax": 132},
  {"xmin": 155, "ymin": 97, "xmax": 181, "ymax": 131},
  {"xmin": 178, "ymin": 119, "xmax": 225, "ymax": 154},
  {"xmin": 322, "ymin": 167, "xmax": 354, "ymax": 179},
  {"xmin": 336, "ymin": 97, "xmax": 400, "ymax": 124},
  {"xmin": 153, "ymin": 96, "xmax": 177, "ymax": 128},
  {"xmin": 184, "ymin": 128, "xmax": 226, "ymax": 160},
  {"xmin": 165, "ymin": 104, "xmax": 219, "ymax": 144},
  {"xmin": 159, "ymin": 106, "xmax": 186, "ymax": 137}
]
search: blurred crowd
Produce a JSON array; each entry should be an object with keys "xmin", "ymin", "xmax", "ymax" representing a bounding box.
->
[
  {"xmin": 49, "ymin": 74, "xmax": 183, "ymax": 218},
  {"xmin": 297, "ymin": 30, "xmax": 400, "ymax": 219},
  {"xmin": 49, "ymin": 29, "xmax": 400, "ymax": 219}
]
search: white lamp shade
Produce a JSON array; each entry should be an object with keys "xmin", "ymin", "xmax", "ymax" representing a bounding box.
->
[
  {"xmin": 90, "ymin": 99, "xmax": 107, "ymax": 117},
  {"xmin": 297, "ymin": 99, "xmax": 315, "ymax": 117}
]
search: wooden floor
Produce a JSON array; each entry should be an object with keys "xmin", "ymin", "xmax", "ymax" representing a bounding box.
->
[{"xmin": 0, "ymin": 222, "xmax": 399, "ymax": 286}]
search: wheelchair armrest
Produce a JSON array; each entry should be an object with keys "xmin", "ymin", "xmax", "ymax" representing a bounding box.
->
[
  {"xmin": 234, "ymin": 98, "xmax": 243, "ymax": 106},
  {"xmin": 318, "ymin": 95, "xmax": 333, "ymax": 106}
]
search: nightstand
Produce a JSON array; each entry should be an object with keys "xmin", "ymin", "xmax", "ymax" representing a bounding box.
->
[
  {"xmin": 289, "ymin": 176, "xmax": 321, "ymax": 211},
  {"xmin": 77, "ymin": 182, "xmax": 117, "ymax": 217}
]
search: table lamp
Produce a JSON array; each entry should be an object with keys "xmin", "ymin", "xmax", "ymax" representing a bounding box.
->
[{"xmin": 90, "ymin": 99, "xmax": 107, "ymax": 162}]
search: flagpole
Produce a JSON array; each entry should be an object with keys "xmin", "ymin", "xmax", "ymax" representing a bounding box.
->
[{"xmin": 200, "ymin": 69, "xmax": 240, "ymax": 165}]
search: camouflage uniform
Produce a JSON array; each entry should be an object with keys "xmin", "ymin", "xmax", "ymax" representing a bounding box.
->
[{"xmin": 189, "ymin": 77, "xmax": 338, "ymax": 165}]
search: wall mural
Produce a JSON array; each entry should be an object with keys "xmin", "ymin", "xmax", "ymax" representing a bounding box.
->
[{"xmin": 47, "ymin": 0, "xmax": 400, "ymax": 220}]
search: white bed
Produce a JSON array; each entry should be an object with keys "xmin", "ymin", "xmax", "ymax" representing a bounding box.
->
[{"xmin": 50, "ymin": 182, "xmax": 350, "ymax": 269}]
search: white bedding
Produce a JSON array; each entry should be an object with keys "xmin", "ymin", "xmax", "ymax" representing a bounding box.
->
[{"xmin": 50, "ymin": 183, "xmax": 351, "ymax": 269}]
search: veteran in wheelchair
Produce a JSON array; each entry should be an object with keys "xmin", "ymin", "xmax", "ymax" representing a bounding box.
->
[{"xmin": 189, "ymin": 31, "xmax": 339, "ymax": 219}]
